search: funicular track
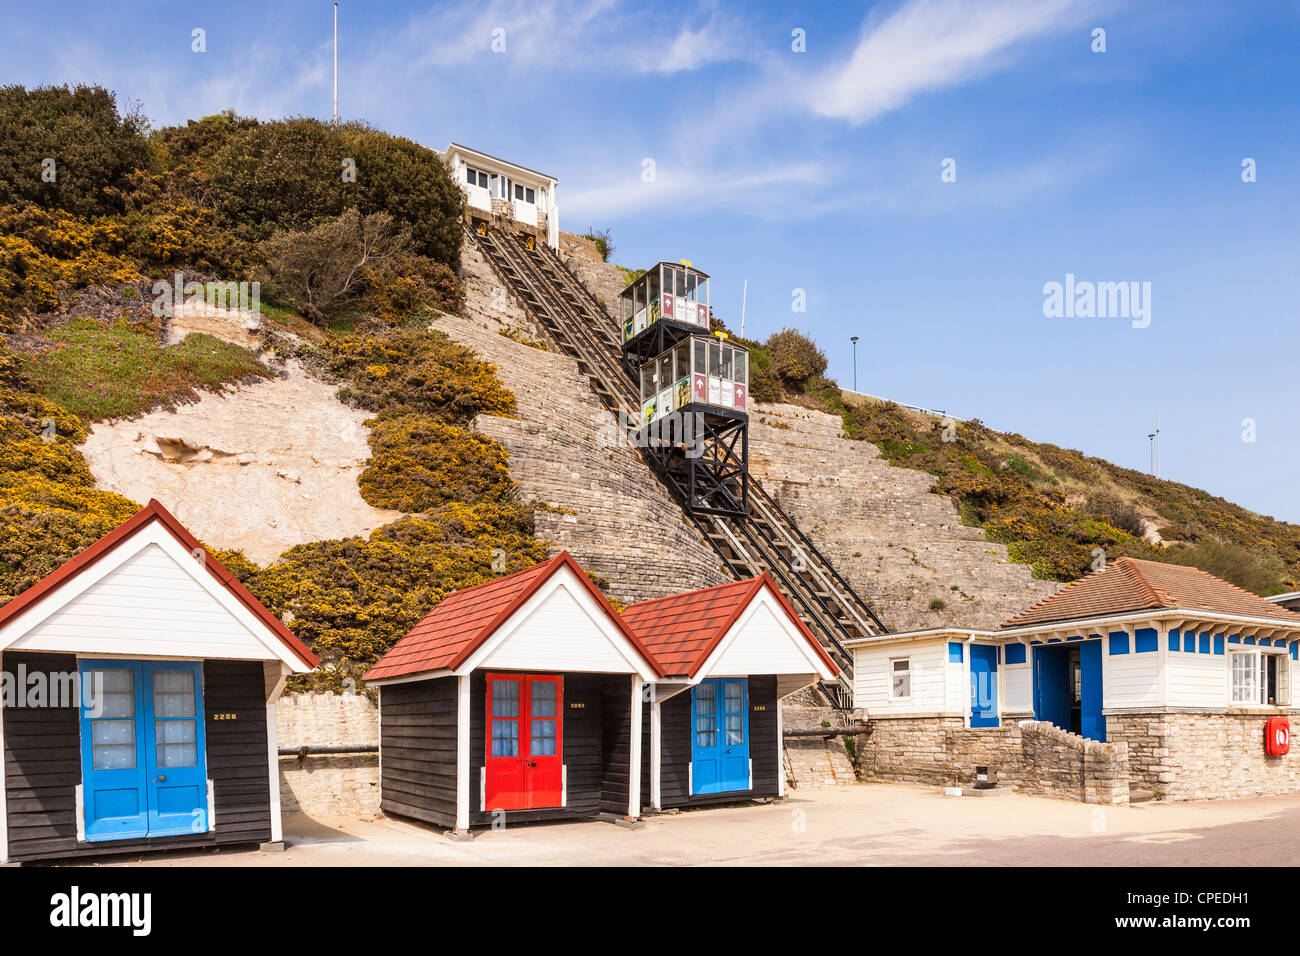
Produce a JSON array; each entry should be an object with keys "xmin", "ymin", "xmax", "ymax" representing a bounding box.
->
[{"xmin": 469, "ymin": 226, "xmax": 886, "ymax": 708}]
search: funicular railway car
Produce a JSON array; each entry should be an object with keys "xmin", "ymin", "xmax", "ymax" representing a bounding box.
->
[{"xmin": 621, "ymin": 262, "xmax": 751, "ymax": 518}]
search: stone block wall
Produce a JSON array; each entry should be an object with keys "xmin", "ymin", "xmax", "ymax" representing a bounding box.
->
[
  {"xmin": 1109, "ymin": 712, "xmax": 1300, "ymax": 801},
  {"xmin": 858, "ymin": 716, "xmax": 1129, "ymax": 804},
  {"xmin": 276, "ymin": 692, "xmax": 380, "ymax": 819}
]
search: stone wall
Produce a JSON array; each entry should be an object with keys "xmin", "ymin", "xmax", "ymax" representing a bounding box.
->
[
  {"xmin": 859, "ymin": 716, "xmax": 1129, "ymax": 804},
  {"xmin": 1110, "ymin": 712, "xmax": 1300, "ymax": 801},
  {"xmin": 276, "ymin": 692, "xmax": 380, "ymax": 819}
]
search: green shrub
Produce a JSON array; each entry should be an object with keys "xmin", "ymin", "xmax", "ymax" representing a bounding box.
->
[
  {"xmin": 0, "ymin": 85, "xmax": 150, "ymax": 218},
  {"xmin": 765, "ymin": 327, "xmax": 827, "ymax": 382},
  {"xmin": 325, "ymin": 329, "xmax": 515, "ymax": 421},
  {"xmin": 359, "ymin": 415, "xmax": 513, "ymax": 512}
]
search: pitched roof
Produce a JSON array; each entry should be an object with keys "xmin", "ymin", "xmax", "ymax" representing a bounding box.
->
[
  {"xmin": 363, "ymin": 551, "xmax": 663, "ymax": 682},
  {"xmin": 1001, "ymin": 556, "xmax": 1300, "ymax": 630},
  {"xmin": 620, "ymin": 573, "xmax": 839, "ymax": 678},
  {"xmin": 0, "ymin": 499, "xmax": 318, "ymax": 669}
]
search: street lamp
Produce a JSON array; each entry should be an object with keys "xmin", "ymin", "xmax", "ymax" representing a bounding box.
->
[{"xmin": 850, "ymin": 336, "xmax": 859, "ymax": 392}]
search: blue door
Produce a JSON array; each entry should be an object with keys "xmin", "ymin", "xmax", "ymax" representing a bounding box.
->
[
  {"xmin": 1078, "ymin": 640, "xmax": 1106, "ymax": 742},
  {"xmin": 691, "ymin": 678, "xmax": 750, "ymax": 794},
  {"xmin": 80, "ymin": 660, "xmax": 208, "ymax": 842},
  {"xmin": 969, "ymin": 645, "xmax": 999, "ymax": 727}
]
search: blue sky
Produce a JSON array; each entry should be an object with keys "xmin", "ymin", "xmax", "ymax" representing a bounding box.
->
[{"xmin": 5, "ymin": 0, "xmax": 1299, "ymax": 522}]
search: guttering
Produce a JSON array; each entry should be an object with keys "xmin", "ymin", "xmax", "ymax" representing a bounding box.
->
[{"xmin": 846, "ymin": 608, "xmax": 1300, "ymax": 650}]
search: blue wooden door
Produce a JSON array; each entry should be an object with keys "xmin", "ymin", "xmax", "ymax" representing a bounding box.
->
[
  {"xmin": 79, "ymin": 660, "xmax": 208, "ymax": 842},
  {"xmin": 969, "ymin": 645, "xmax": 999, "ymax": 727},
  {"xmin": 143, "ymin": 662, "xmax": 208, "ymax": 836},
  {"xmin": 1079, "ymin": 640, "xmax": 1106, "ymax": 742},
  {"xmin": 80, "ymin": 661, "xmax": 150, "ymax": 842},
  {"xmin": 691, "ymin": 678, "xmax": 750, "ymax": 794}
]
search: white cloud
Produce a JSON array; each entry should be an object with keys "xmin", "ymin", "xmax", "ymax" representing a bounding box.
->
[
  {"xmin": 810, "ymin": 0, "xmax": 1091, "ymax": 124},
  {"xmin": 563, "ymin": 160, "xmax": 826, "ymax": 220}
]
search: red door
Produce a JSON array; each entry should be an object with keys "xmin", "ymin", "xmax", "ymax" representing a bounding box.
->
[{"xmin": 484, "ymin": 674, "xmax": 563, "ymax": 811}]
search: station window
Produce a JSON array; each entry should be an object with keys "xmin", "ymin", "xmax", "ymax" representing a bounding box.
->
[
  {"xmin": 891, "ymin": 658, "xmax": 911, "ymax": 699},
  {"xmin": 466, "ymin": 167, "xmax": 489, "ymax": 188},
  {"xmin": 1231, "ymin": 649, "xmax": 1290, "ymax": 706},
  {"xmin": 513, "ymin": 183, "xmax": 536, "ymax": 203}
]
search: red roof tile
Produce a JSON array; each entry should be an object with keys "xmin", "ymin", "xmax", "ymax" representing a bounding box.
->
[
  {"xmin": 0, "ymin": 499, "xmax": 318, "ymax": 669},
  {"xmin": 620, "ymin": 573, "xmax": 838, "ymax": 678},
  {"xmin": 1001, "ymin": 557, "xmax": 1300, "ymax": 630},
  {"xmin": 363, "ymin": 551, "xmax": 663, "ymax": 682}
]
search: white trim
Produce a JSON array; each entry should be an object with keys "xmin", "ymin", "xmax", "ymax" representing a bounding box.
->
[
  {"xmin": 456, "ymin": 674, "xmax": 471, "ymax": 831},
  {"xmin": 1157, "ymin": 624, "xmax": 1169, "ymax": 706},
  {"xmin": 650, "ymin": 699, "xmax": 662, "ymax": 810},
  {"xmin": 376, "ymin": 685, "xmax": 383, "ymax": 807},
  {"xmin": 206, "ymin": 779, "xmax": 217, "ymax": 832},
  {"xmin": 0, "ymin": 655, "xmax": 7, "ymax": 862},
  {"xmin": 561, "ymin": 765, "xmax": 567, "ymax": 808},
  {"xmin": 776, "ymin": 697, "xmax": 785, "ymax": 798},
  {"xmin": 687, "ymin": 762, "xmax": 692, "ymax": 797},
  {"xmin": 365, "ymin": 668, "xmax": 454, "ymax": 688},
  {"xmin": 847, "ymin": 608, "xmax": 1300, "ymax": 648},
  {"xmin": 694, "ymin": 585, "xmax": 835, "ymax": 683},
  {"xmin": 628, "ymin": 675, "xmax": 643, "ymax": 818},
  {"xmin": 74, "ymin": 784, "xmax": 85, "ymax": 843},
  {"xmin": 456, "ymin": 566, "xmax": 657, "ymax": 681},
  {"xmin": 0, "ymin": 524, "xmax": 309, "ymax": 671},
  {"xmin": 264, "ymin": 663, "xmax": 287, "ymax": 843}
]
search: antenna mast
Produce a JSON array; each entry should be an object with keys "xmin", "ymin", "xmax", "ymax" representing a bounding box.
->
[{"xmin": 333, "ymin": 3, "xmax": 339, "ymax": 125}]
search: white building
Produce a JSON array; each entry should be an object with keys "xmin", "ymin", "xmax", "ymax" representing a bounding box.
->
[
  {"xmin": 444, "ymin": 143, "xmax": 559, "ymax": 249},
  {"xmin": 848, "ymin": 557, "xmax": 1300, "ymax": 801}
]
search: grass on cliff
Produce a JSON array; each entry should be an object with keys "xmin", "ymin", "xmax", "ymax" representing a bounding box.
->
[{"xmin": 21, "ymin": 317, "xmax": 267, "ymax": 420}]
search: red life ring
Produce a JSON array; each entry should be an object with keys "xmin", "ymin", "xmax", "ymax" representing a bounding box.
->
[{"xmin": 1265, "ymin": 716, "xmax": 1290, "ymax": 756}]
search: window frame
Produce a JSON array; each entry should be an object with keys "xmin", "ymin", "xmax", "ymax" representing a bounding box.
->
[
  {"xmin": 890, "ymin": 656, "xmax": 912, "ymax": 700},
  {"xmin": 1229, "ymin": 647, "xmax": 1290, "ymax": 707}
]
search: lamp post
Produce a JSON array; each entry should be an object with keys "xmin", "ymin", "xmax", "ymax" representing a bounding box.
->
[
  {"xmin": 1148, "ymin": 433, "xmax": 1156, "ymax": 474},
  {"xmin": 850, "ymin": 336, "xmax": 859, "ymax": 392}
]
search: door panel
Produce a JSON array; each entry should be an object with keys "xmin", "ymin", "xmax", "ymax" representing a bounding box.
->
[
  {"xmin": 484, "ymin": 674, "xmax": 564, "ymax": 811},
  {"xmin": 80, "ymin": 662, "xmax": 149, "ymax": 841},
  {"xmin": 79, "ymin": 660, "xmax": 208, "ymax": 841},
  {"xmin": 143, "ymin": 662, "xmax": 208, "ymax": 836},
  {"xmin": 969, "ymin": 645, "xmax": 999, "ymax": 727},
  {"xmin": 524, "ymin": 676, "xmax": 563, "ymax": 808},
  {"xmin": 1079, "ymin": 640, "xmax": 1106, "ymax": 742},
  {"xmin": 691, "ymin": 679, "xmax": 750, "ymax": 794},
  {"xmin": 484, "ymin": 675, "xmax": 525, "ymax": 811}
]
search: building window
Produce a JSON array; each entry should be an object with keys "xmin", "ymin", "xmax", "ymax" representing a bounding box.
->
[
  {"xmin": 891, "ymin": 658, "xmax": 911, "ymax": 699},
  {"xmin": 465, "ymin": 166, "xmax": 489, "ymax": 188},
  {"xmin": 1231, "ymin": 650, "xmax": 1290, "ymax": 706},
  {"xmin": 1231, "ymin": 651, "xmax": 1257, "ymax": 705},
  {"xmin": 513, "ymin": 183, "xmax": 536, "ymax": 203}
]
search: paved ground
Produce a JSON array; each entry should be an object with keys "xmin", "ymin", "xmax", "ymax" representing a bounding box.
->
[{"xmin": 68, "ymin": 783, "xmax": 1300, "ymax": 866}]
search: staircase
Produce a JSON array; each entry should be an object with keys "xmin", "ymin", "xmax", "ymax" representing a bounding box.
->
[{"xmin": 467, "ymin": 227, "xmax": 889, "ymax": 709}]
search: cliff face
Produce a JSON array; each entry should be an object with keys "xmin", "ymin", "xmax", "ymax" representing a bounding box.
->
[{"xmin": 746, "ymin": 402, "xmax": 1058, "ymax": 629}]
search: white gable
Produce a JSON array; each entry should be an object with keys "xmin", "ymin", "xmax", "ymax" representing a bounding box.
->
[
  {"xmin": 465, "ymin": 566, "xmax": 655, "ymax": 679},
  {"xmin": 700, "ymin": 588, "xmax": 835, "ymax": 682},
  {"xmin": 0, "ymin": 523, "xmax": 306, "ymax": 669}
]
